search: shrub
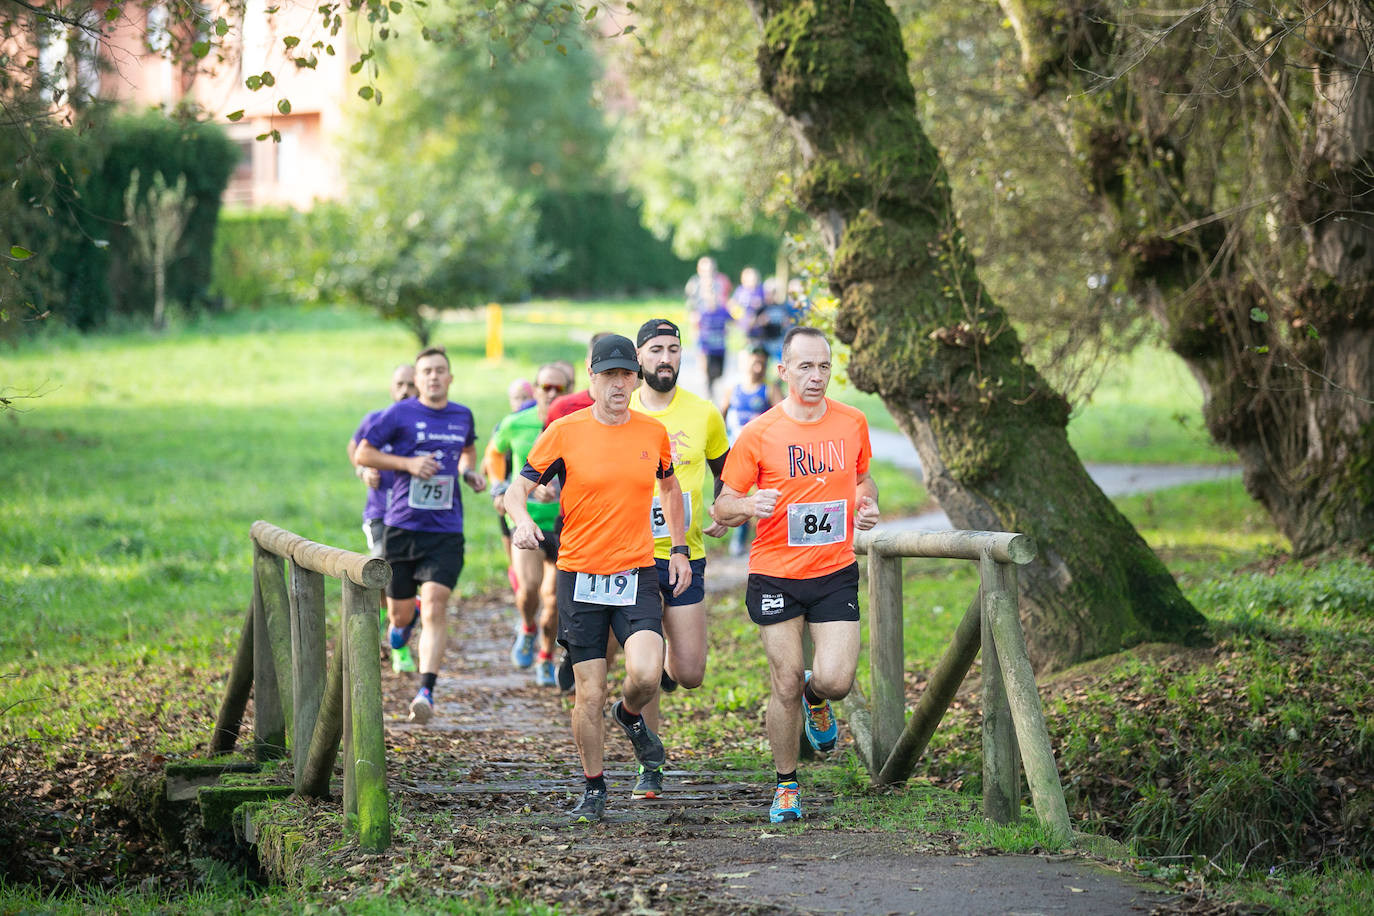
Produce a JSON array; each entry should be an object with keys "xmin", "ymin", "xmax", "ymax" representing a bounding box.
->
[{"xmin": 5, "ymin": 106, "xmax": 237, "ymax": 333}]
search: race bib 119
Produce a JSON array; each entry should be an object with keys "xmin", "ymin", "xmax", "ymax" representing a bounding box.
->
[{"xmin": 572, "ymin": 570, "xmax": 639, "ymax": 606}]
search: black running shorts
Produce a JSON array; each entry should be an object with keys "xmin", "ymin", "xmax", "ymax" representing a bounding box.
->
[
  {"xmin": 745, "ymin": 562, "xmax": 860, "ymax": 626},
  {"xmin": 556, "ymin": 566, "xmax": 662, "ymax": 664},
  {"xmin": 382, "ymin": 527, "xmax": 465, "ymax": 599}
]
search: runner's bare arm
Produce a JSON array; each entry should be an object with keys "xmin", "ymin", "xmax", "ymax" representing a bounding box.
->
[
  {"xmin": 347, "ymin": 437, "xmax": 381, "ymax": 487},
  {"xmin": 354, "ymin": 440, "xmax": 438, "ymax": 479},
  {"xmin": 703, "ymin": 451, "xmax": 730, "ymax": 538},
  {"xmin": 658, "ymin": 472, "xmax": 692, "ymax": 597},
  {"xmin": 459, "ymin": 444, "xmax": 487, "ymax": 491},
  {"xmin": 712, "ymin": 483, "xmax": 779, "ymax": 527},
  {"xmin": 855, "ymin": 471, "xmax": 880, "ymax": 530},
  {"xmin": 502, "ymin": 475, "xmax": 545, "ymax": 549}
]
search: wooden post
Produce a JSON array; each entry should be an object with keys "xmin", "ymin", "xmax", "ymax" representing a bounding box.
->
[
  {"xmin": 985, "ymin": 559, "xmax": 1073, "ymax": 845},
  {"xmin": 254, "ymin": 545, "xmax": 296, "ymax": 739},
  {"xmin": 298, "ymin": 647, "xmax": 343, "ymax": 798},
  {"xmin": 210, "ymin": 611, "xmax": 254, "ymax": 755},
  {"xmin": 251, "ymin": 568, "xmax": 286, "ymax": 760},
  {"xmin": 288, "ymin": 560, "xmax": 326, "ymax": 794},
  {"xmin": 981, "ymin": 551, "xmax": 1020, "ymax": 824},
  {"xmin": 876, "ymin": 594, "xmax": 981, "ymax": 784},
  {"xmin": 341, "ymin": 581, "xmax": 355, "ymax": 824},
  {"xmin": 867, "ymin": 540, "xmax": 905, "ymax": 772},
  {"xmin": 344, "ymin": 578, "xmax": 391, "ymax": 851}
]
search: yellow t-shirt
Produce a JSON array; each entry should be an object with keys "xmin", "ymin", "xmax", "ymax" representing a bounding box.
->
[{"xmin": 629, "ymin": 386, "xmax": 730, "ymax": 560}]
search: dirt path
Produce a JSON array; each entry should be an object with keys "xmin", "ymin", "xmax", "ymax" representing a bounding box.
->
[{"xmin": 365, "ymin": 592, "xmax": 1178, "ymax": 915}]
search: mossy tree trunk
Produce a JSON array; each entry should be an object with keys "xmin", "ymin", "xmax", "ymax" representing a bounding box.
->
[
  {"xmin": 1000, "ymin": 0, "xmax": 1374, "ymax": 555},
  {"xmin": 746, "ymin": 0, "xmax": 1206, "ymax": 672}
]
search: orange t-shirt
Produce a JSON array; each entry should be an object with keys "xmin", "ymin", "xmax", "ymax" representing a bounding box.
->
[
  {"xmin": 523, "ymin": 409, "xmax": 675, "ymax": 574},
  {"xmin": 720, "ymin": 398, "xmax": 872, "ymax": 579}
]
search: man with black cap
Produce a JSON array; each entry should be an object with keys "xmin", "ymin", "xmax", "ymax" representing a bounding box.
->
[
  {"xmin": 621, "ymin": 317, "xmax": 730, "ymax": 800},
  {"xmin": 504, "ymin": 333, "xmax": 691, "ymax": 824}
]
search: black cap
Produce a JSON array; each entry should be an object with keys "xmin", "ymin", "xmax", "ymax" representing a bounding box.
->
[
  {"xmin": 588, "ymin": 334, "xmax": 642, "ymax": 375},
  {"xmin": 636, "ymin": 318, "xmax": 681, "ymax": 348}
]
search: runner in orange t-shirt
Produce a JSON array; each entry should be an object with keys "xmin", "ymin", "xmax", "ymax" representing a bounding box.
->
[
  {"xmin": 713, "ymin": 327, "xmax": 881, "ymax": 824},
  {"xmin": 505, "ymin": 334, "xmax": 691, "ymax": 825}
]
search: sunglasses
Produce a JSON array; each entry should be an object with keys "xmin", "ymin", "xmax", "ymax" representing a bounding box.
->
[{"xmin": 541, "ymin": 384, "xmax": 566, "ymax": 393}]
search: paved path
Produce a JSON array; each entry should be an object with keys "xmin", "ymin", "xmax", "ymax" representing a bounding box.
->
[{"xmin": 866, "ymin": 429, "xmax": 1241, "ymax": 529}]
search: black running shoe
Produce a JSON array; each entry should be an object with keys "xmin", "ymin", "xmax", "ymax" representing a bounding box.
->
[
  {"xmin": 632, "ymin": 765, "xmax": 664, "ymax": 799},
  {"xmin": 660, "ymin": 669, "xmax": 678, "ymax": 693},
  {"xmin": 610, "ymin": 699, "xmax": 666, "ymax": 770},
  {"xmin": 570, "ymin": 787, "xmax": 606, "ymax": 824},
  {"xmin": 557, "ymin": 653, "xmax": 575, "ymax": 693}
]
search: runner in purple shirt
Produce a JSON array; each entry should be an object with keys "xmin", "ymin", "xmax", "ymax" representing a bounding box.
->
[
  {"xmin": 347, "ymin": 363, "xmax": 419, "ymax": 673},
  {"xmin": 354, "ymin": 347, "xmax": 488, "ymax": 723}
]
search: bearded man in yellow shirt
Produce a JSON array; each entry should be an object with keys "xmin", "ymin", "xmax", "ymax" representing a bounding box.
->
[{"xmin": 625, "ymin": 317, "xmax": 731, "ymax": 799}]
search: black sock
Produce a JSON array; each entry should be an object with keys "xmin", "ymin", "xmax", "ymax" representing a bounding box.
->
[
  {"xmin": 615, "ymin": 701, "xmax": 641, "ymax": 727},
  {"xmin": 660, "ymin": 670, "xmax": 678, "ymax": 692},
  {"xmin": 421, "ymin": 672, "xmax": 438, "ymax": 692},
  {"xmin": 803, "ymin": 680, "xmax": 824, "ymax": 707},
  {"xmin": 586, "ymin": 772, "xmax": 606, "ymax": 792},
  {"xmin": 776, "ymin": 770, "xmax": 797, "ymax": 785}
]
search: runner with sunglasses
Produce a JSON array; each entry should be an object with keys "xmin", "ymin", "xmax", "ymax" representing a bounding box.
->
[{"xmin": 489, "ymin": 363, "xmax": 572, "ymax": 685}]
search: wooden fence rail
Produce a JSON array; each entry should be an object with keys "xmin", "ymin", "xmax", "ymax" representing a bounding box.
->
[
  {"xmin": 844, "ymin": 528, "xmax": 1072, "ymax": 845},
  {"xmin": 208, "ymin": 521, "xmax": 393, "ymax": 852}
]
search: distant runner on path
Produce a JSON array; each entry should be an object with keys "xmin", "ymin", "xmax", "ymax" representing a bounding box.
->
[
  {"xmin": 505, "ymin": 334, "xmax": 691, "ymax": 824},
  {"xmin": 712, "ymin": 327, "xmax": 880, "ymax": 824},
  {"xmin": 719, "ymin": 345, "xmax": 782, "ymax": 557},
  {"xmin": 347, "ymin": 363, "xmax": 419, "ymax": 673},
  {"xmin": 354, "ymin": 346, "xmax": 487, "ymax": 724}
]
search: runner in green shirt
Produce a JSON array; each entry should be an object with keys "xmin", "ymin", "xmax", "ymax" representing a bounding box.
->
[{"xmin": 491, "ymin": 362, "xmax": 570, "ymax": 686}]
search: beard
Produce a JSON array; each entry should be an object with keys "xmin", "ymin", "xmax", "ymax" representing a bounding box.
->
[{"xmin": 643, "ymin": 364, "xmax": 678, "ymax": 392}]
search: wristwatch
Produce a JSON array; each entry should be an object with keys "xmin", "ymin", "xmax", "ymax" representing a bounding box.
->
[{"xmin": 670, "ymin": 545, "xmax": 690, "ymax": 557}]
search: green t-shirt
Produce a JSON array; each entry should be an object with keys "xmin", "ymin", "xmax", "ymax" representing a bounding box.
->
[{"xmin": 492, "ymin": 406, "xmax": 560, "ymax": 530}]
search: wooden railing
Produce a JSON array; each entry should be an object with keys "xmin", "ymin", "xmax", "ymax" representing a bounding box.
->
[
  {"xmin": 209, "ymin": 521, "xmax": 393, "ymax": 851},
  {"xmin": 844, "ymin": 528, "xmax": 1072, "ymax": 844}
]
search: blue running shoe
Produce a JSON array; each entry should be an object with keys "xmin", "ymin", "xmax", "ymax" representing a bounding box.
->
[
  {"xmin": 803, "ymin": 670, "xmax": 838, "ymax": 752},
  {"xmin": 534, "ymin": 658, "xmax": 557, "ymax": 687},
  {"xmin": 769, "ymin": 781, "xmax": 801, "ymax": 823},
  {"xmin": 510, "ymin": 628, "xmax": 536, "ymax": 669},
  {"xmin": 388, "ymin": 617, "xmax": 415, "ymax": 651}
]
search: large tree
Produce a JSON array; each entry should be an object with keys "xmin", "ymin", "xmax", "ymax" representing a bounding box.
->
[
  {"xmin": 998, "ymin": 0, "xmax": 1374, "ymax": 555},
  {"xmin": 743, "ymin": 0, "xmax": 1205, "ymax": 672}
]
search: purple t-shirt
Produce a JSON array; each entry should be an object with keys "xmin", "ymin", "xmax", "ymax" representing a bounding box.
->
[
  {"xmin": 698, "ymin": 304, "xmax": 732, "ymax": 356},
  {"xmin": 353, "ymin": 409, "xmax": 396, "ymax": 522},
  {"xmin": 361, "ymin": 398, "xmax": 477, "ymax": 533}
]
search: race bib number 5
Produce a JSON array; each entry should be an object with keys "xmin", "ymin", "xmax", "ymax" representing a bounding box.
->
[
  {"xmin": 787, "ymin": 500, "xmax": 847, "ymax": 547},
  {"xmin": 650, "ymin": 493, "xmax": 692, "ymax": 538},
  {"xmin": 408, "ymin": 475, "xmax": 455, "ymax": 511},
  {"xmin": 573, "ymin": 570, "xmax": 639, "ymax": 606}
]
